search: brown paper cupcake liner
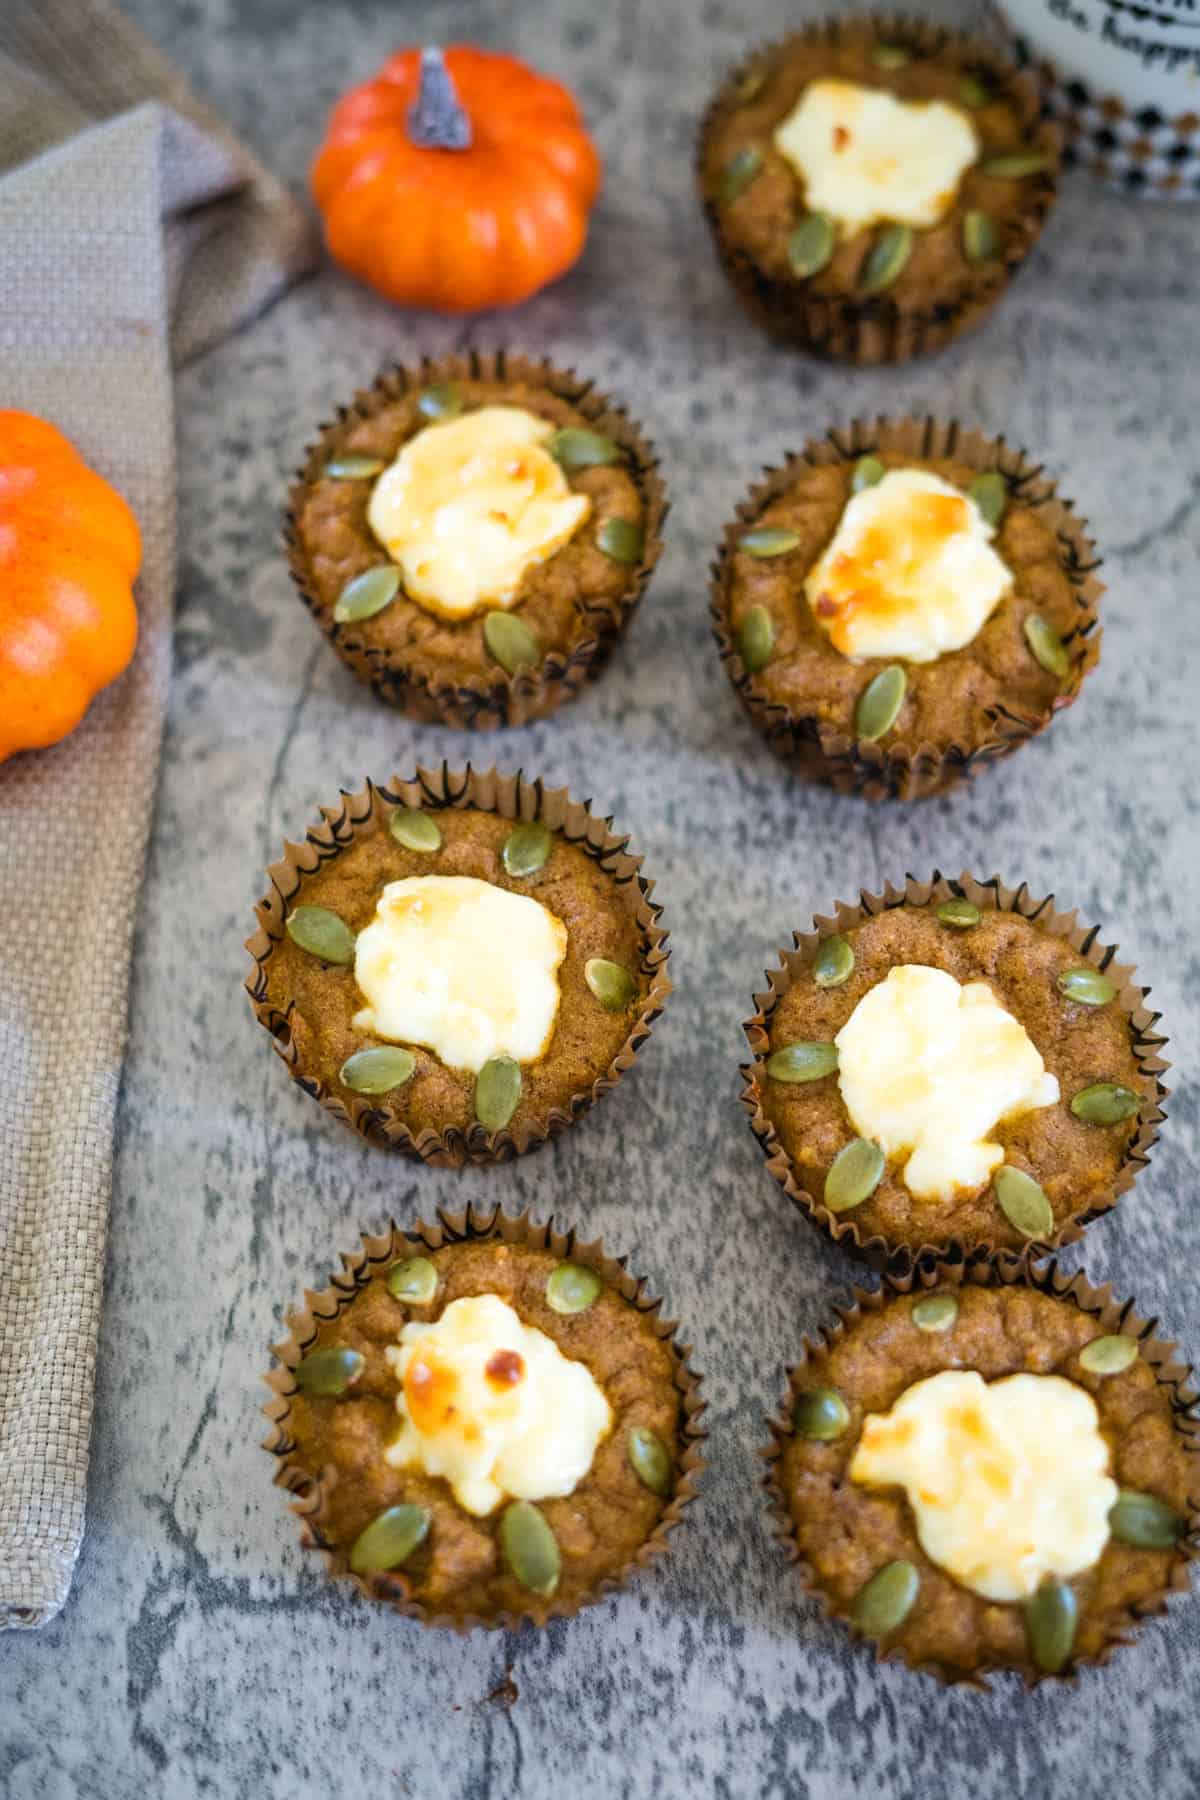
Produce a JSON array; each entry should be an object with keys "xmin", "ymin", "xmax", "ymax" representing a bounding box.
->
[
  {"xmin": 245, "ymin": 764, "xmax": 672, "ymax": 1168},
  {"xmin": 743, "ymin": 871, "xmax": 1168, "ymax": 1275},
  {"xmin": 285, "ymin": 347, "xmax": 668, "ymax": 729},
  {"xmin": 697, "ymin": 13, "xmax": 1058, "ymax": 364},
  {"xmin": 711, "ymin": 416, "xmax": 1103, "ymax": 801},
  {"xmin": 762, "ymin": 1256, "xmax": 1200, "ymax": 1686},
  {"xmin": 262, "ymin": 1202, "xmax": 707, "ymax": 1630}
]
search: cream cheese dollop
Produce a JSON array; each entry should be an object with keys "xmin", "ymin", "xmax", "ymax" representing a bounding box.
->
[
  {"xmin": 850, "ymin": 1369, "xmax": 1117, "ymax": 1601},
  {"xmin": 835, "ymin": 964, "xmax": 1060, "ymax": 1202},
  {"xmin": 384, "ymin": 1294, "xmax": 613, "ymax": 1516},
  {"xmin": 352, "ymin": 875, "xmax": 568, "ymax": 1074},
  {"xmin": 774, "ymin": 79, "xmax": 979, "ymax": 239},
  {"xmin": 366, "ymin": 404, "xmax": 591, "ymax": 620}
]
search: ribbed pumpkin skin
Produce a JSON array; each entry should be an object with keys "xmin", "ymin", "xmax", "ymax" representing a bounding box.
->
[
  {"xmin": 311, "ymin": 46, "xmax": 602, "ymax": 313},
  {"xmin": 0, "ymin": 411, "xmax": 141, "ymax": 764}
]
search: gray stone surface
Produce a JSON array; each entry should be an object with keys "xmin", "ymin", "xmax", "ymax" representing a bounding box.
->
[{"xmin": 3, "ymin": 0, "xmax": 1199, "ymax": 1794}]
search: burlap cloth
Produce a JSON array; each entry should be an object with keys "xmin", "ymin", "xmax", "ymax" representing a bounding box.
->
[{"xmin": 0, "ymin": 0, "xmax": 317, "ymax": 1628}]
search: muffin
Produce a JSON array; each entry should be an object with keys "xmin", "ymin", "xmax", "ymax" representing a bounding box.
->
[
  {"xmin": 765, "ymin": 1262, "xmax": 1199, "ymax": 1684},
  {"xmin": 743, "ymin": 873, "xmax": 1167, "ymax": 1270},
  {"xmin": 286, "ymin": 349, "xmax": 666, "ymax": 729},
  {"xmin": 698, "ymin": 14, "xmax": 1058, "ymax": 362},
  {"xmin": 245, "ymin": 767, "xmax": 671, "ymax": 1166},
  {"xmin": 263, "ymin": 1208, "xmax": 706, "ymax": 1628},
  {"xmin": 712, "ymin": 417, "xmax": 1103, "ymax": 802}
]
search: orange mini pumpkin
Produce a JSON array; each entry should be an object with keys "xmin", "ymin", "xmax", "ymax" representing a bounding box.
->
[
  {"xmin": 0, "ymin": 411, "xmax": 141, "ymax": 765},
  {"xmin": 312, "ymin": 45, "xmax": 602, "ymax": 313}
]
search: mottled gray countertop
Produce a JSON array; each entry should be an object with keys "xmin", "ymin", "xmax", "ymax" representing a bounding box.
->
[{"xmin": 4, "ymin": 0, "xmax": 1200, "ymax": 1794}]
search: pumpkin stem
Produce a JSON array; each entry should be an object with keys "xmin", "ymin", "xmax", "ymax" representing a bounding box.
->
[{"xmin": 408, "ymin": 47, "xmax": 472, "ymax": 150}]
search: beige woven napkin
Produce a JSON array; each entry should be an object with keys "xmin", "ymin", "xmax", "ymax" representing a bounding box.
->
[{"xmin": 0, "ymin": 0, "xmax": 317, "ymax": 1629}]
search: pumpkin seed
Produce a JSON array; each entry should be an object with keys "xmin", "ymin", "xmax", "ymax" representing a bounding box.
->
[
  {"xmin": 502, "ymin": 820, "xmax": 553, "ymax": 878},
  {"xmin": 294, "ymin": 1346, "xmax": 364, "ymax": 1397},
  {"xmin": 1071, "ymin": 1082, "xmax": 1140, "ymax": 1125},
  {"xmin": 500, "ymin": 1500, "xmax": 560, "ymax": 1596},
  {"xmin": 861, "ymin": 224, "xmax": 913, "ymax": 293},
  {"xmin": 813, "ymin": 934, "xmax": 854, "ymax": 989},
  {"xmin": 584, "ymin": 958, "xmax": 637, "ymax": 1012},
  {"xmin": 994, "ymin": 1165, "xmax": 1054, "ymax": 1239},
  {"xmin": 475, "ymin": 1055, "xmax": 522, "ymax": 1131},
  {"xmin": 597, "ymin": 517, "xmax": 644, "ymax": 564},
  {"xmin": 855, "ymin": 665, "xmax": 906, "ymax": 740},
  {"xmin": 387, "ymin": 1256, "xmax": 438, "ymax": 1304},
  {"xmin": 417, "ymin": 381, "xmax": 462, "ymax": 420},
  {"xmin": 871, "ymin": 43, "xmax": 911, "ymax": 69},
  {"xmin": 793, "ymin": 1387, "xmax": 850, "ymax": 1441},
  {"xmin": 1024, "ymin": 614, "xmax": 1069, "ymax": 678},
  {"xmin": 962, "ymin": 209, "xmax": 999, "ymax": 265},
  {"xmin": 959, "ymin": 73, "xmax": 991, "ymax": 109},
  {"xmin": 851, "ymin": 455, "xmax": 885, "ymax": 493},
  {"xmin": 825, "ymin": 1138, "xmax": 885, "ymax": 1213},
  {"xmin": 766, "ymin": 1041, "xmax": 839, "ymax": 1083},
  {"xmin": 788, "ymin": 211, "xmax": 835, "ymax": 279},
  {"xmin": 936, "ymin": 898, "xmax": 980, "ymax": 929},
  {"xmin": 339, "ymin": 1046, "xmax": 416, "ymax": 1095},
  {"xmin": 1080, "ymin": 1334, "xmax": 1139, "ymax": 1376},
  {"xmin": 334, "ymin": 565, "xmax": 401, "ymax": 624},
  {"xmin": 739, "ymin": 527, "xmax": 801, "ymax": 559},
  {"xmin": 1058, "ymin": 967, "xmax": 1117, "ymax": 1007},
  {"xmin": 484, "ymin": 610, "xmax": 540, "ymax": 674},
  {"xmin": 349, "ymin": 1503, "xmax": 430, "ymax": 1575},
  {"xmin": 1024, "ymin": 1579, "xmax": 1077, "ymax": 1674},
  {"xmin": 912, "ymin": 1293, "xmax": 959, "ymax": 1333},
  {"xmin": 390, "ymin": 807, "xmax": 441, "ymax": 853},
  {"xmin": 968, "ymin": 470, "xmax": 1008, "ymax": 528},
  {"xmin": 549, "ymin": 427, "xmax": 621, "ymax": 472},
  {"xmin": 545, "ymin": 1262, "xmax": 603, "ymax": 1315},
  {"xmin": 628, "ymin": 1425, "xmax": 673, "ymax": 1496},
  {"xmin": 981, "ymin": 152, "xmax": 1052, "ymax": 178},
  {"xmin": 739, "ymin": 604, "xmax": 775, "ymax": 674},
  {"xmin": 324, "ymin": 454, "xmax": 385, "ymax": 479},
  {"xmin": 732, "ymin": 62, "xmax": 768, "ymax": 104},
  {"xmin": 285, "ymin": 905, "xmax": 356, "ymax": 965},
  {"xmin": 853, "ymin": 1561, "xmax": 919, "ymax": 1636},
  {"xmin": 1109, "ymin": 1489, "xmax": 1184, "ymax": 1550},
  {"xmin": 719, "ymin": 145, "xmax": 763, "ymax": 203}
]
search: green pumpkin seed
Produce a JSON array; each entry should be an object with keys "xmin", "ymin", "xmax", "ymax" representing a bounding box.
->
[
  {"xmin": 285, "ymin": 905, "xmax": 356, "ymax": 965},
  {"xmin": 1109, "ymin": 1488, "xmax": 1184, "ymax": 1550},
  {"xmin": 294, "ymin": 1346, "xmax": 365, "ymax": 1398},
  {"xmin": 861, "ymin": 224, "xmax": 913, "ymax": 294},
  {"xmin": 549, "ymin": 427, "xmax": 621, "ymax": 472},
  {"xmin": 936, "ymin": 898, "xmax": 981, "ymax": 929},
  {"xmin": 349, "ymin": 1503, "xmax": 431, "ymax": 1575},
  {"xmin": 1024, "ymin": 1579, "xmax": 1077, "ymax": 1674},
  {"xmin": 417, "ymin": 382, "xmax": 462, "ymax": 420},
  {"xmin": 545, "ymin": 1262, "xmax": 603, "ymax": 1315},
  {"xmin": 766, "ymin": 1041, "xmax": 839, "ymax": 1083},
  {"xmin": 1058, "ymin": 967, "xmax": 1117, "ymax": 1007},
  {"xmin": 994, "ymin": 1165, "xmax": 1054, "ymax": 1239},
  {"xmin": 1080, "ymin": 1334, "xmax": 1139, "ymax": 1376},
  {"xmin": 851, "ymin": 455, "xmax": 885, "ymax": 493},
  {"xmin": 853, "ymin": 1561, "xmax": 919, "ymax": 1636},
  {"xmin": 824, "ymin": 1138, "xmax": 885, "ymax": 1214},
  {"xmin": 959, "ymin": 73, "xmax": 991, "ymax": 109},
  {"xmin": 1071, "ymin": 1082, "xmax": 1140, "ymax": 1125},
  {"xmin": 339, "ymin": 1046, "xmax": 415, "ymax": 1095},
  {"xmin": 871, "ymin": 43, "xmax": 911, "ymax": 69},
  {"xmin": 962, "ymin": 209, "xmax": 999, "ymax": 265},
  {"xmin": 628, "ymin": 1425, "xmax": 673, "ymax": 1496},
  {"xmin": 484, "ymin": 610, "xmax": 540, "ymax": 674},
  {"xmin": 855, "ymin": 665, "xmax": 906, "ymax": 740},
  {"xmin": 793, "ymin": 1387, "xmax": 851, "ymax": 1441},
  {"xmin": 475, "ymin": 1055, "xmax": 522, "ymax": 1132},
  {"xmin": 813, "ymin": 934, "xmax": 854, "ymax": 989},
  {"xmin": 334, "ymin": 565, "xmax": 401, "ymax": 624},
  {"xmin": 597, "ymin": 517, "xmax": 644, "ymax": 564},
  {"xmin": 719, "ymin": 145, "xmax": 763, "ymax": 203},
  {"xmin": 912, "ymin": 1293, "xmax": 959, "ymax": 1333},
  {"xmin": 732, "ymin": 62, "xmax": 768, "ymax": 104},
  {"xmin": 739, "ymin": 527, "xmax": 801, "ymax": 559},
  {"xmin": 502, "ymin": 820, "xmax": 553, "ymax": 878},
  {"xmin": 981, "ymin": 152, "xmax": 1052, "ymax": 178},
  {"xmin": 390, "ymin": 807, "xmax": 442, "ymax": 852},
  {"xmin": 500, "ymin": 1500, "xmax": 560, "ymax": 1596},
  {"xmin": 968, "ymin": 470, "xmax": 1008, "ymax": 528},
  {"xmin": 584, "ymin": 958, "xmax": 637, "ymax": 1012},
  {"xmin": 738, "ymin": 604, "xmax": 775, "ymax": 674},
  {"xmin": 324, "ymin": 454, "xmax": 385, "ymax": 479},
  {"xmin": 788, "ymin": 211, "xmax": 835, "ymax": 279},
  {"xmin": 1024, "ymin": 614, "xmax": 1069, "ymax": 678},
  {"xmin": 387, "ymin": 1256, "xmax": 438, "ymax": 1304}
]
